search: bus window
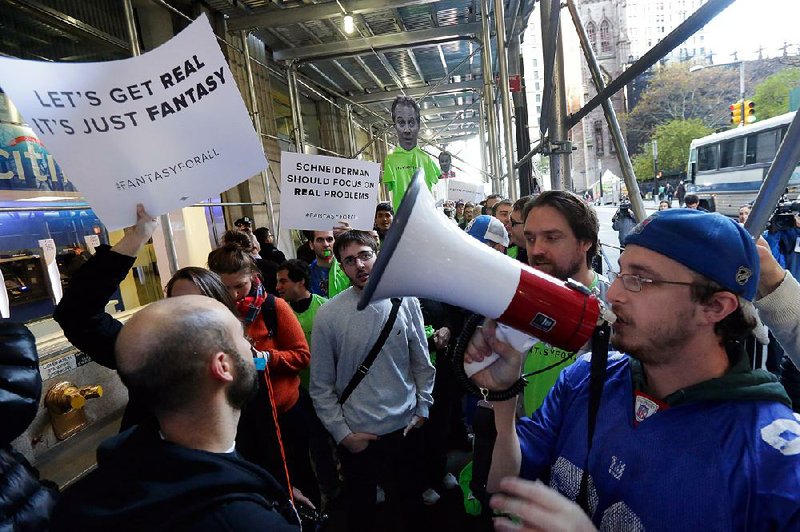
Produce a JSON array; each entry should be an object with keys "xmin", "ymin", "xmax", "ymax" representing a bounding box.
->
[
  {"xmin": 697, "ymin": 144, "xmax": 718, "ymax": 171},
  {"xmin": 745, "ymin": 129, "xmax": 779, "ymax": 165},
  {"xmin": 719, "ymin": 138, "xmax": 745, "ymax": 168}
]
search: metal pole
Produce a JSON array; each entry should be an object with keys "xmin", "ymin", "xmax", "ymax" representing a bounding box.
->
[
  {"xmin": 541, "ymin": 0, "xmax": 572, "ymax": 190},
  {"xmin": 382, "ymin": 132, "xmax": 391, "ymax": 201},
  {"xmin": 366, "ymin": 124, "xmax": 374, "ymax": 162},
  {"xmin": 346, "ymin": 104, "xmax": 357, "ymax": 157},
  {"xmin": 481, "ymin": 0, "xmax": 501, "ymax": 194},
  {"xmin": 739, "ymin": 61, "xmax": 746, "ymax": 127},
  {"xmin": 287, "ymin": 63, "xmax": 305, "ymax": 153},
  {"xmin": 652, "ymin": 140, "xmax": 659, "ymax": 202},
  {"xmin": 123, "ymin": 0, "xmax": 179, "ymax": 276},
  {"xmin": 744, "ymin": 111, "xmax": 800, "ymax": 237},
  {"xmin": 494, "ymin": 0, "xmax": 517, "ymax": 200},
  {"xmin": 569, "ymin": 0, "xmax": 736, "ymax": 128},
  {"xmin": 242, "ymin": 31, "xmax": 277, "ymax": 237},
  {"xmin": 478, "ymin": 95, "xmax": 488, "ymax": 181},
  {"xmin": 567, "ymin": 0, "xmax": 645, "ymax": 221}
]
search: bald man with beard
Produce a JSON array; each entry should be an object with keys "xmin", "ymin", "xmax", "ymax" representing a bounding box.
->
[{"xmin": 52, "ymin": 296, "xmax": 299, "ymax": 531}]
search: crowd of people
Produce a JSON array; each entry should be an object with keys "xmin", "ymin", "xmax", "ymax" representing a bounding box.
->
[{"xmin": 3, "ymin": 180, "xmax": 800, "ymax": 530}]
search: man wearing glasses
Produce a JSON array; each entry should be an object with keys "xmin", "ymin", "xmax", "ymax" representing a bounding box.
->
[
  {"xmin": 466, "ymin": 209, "xmax": 800, "ymax": 530},
  {"xmin": 309, "ymin": 231, "xmax": 435, "ymax": 532},
  {"xmin": 506, "ymin": 195, "xmax": 532, "ymax": 264}
]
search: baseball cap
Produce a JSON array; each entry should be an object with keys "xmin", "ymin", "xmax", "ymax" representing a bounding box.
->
[
  {"xmin": 465, "ymin": 215, "xmax": 509, "ymax": 247},
  {"xmin": 234, "ymin": 216, "xmax": 252, "ymax": 227},
  {"xmin": 624, "ymin": 209, "xmax": 759, "ymax": 301}
]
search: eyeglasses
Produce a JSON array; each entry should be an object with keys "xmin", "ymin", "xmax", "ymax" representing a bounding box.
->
[
  {"xmin": 609, "ymin": 271, "xmax": 701, "ymax": 293},
  {"xmin": 341, "ymin": 250, "xmax": 375, "ymax": 268},
  {"xmin": 510, "ymin": 218, "xmax": 524, "ymax": 227}
]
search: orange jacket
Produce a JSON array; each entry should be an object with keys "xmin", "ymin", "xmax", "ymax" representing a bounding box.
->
[{"xmin": 247, "ymin": 297, "xmax": 311, "ymax": 414}]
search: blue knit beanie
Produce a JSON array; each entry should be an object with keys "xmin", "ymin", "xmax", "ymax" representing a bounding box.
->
[{"xmin": 624, "ymin": 209, "xmax": 759, "ymax": 301}]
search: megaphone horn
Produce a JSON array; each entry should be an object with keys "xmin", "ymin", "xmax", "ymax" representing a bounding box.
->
[{"xmin": 359, "ymin": 170, "xmax": 603, "ymax": 355}]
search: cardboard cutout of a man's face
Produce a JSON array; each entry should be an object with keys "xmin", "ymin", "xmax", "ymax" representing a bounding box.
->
[
  {"xmin": 394, "ymin": 104, "xmax": 420, "ymax": 151},
  {"xmin": 438, "ymin": 151, "xmax": 452, "ymax": 174}
]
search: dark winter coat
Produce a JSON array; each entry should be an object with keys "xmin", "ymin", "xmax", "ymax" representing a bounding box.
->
[
  {"xmin": 0, "ymin": 322, "xmax": 59, "ymax": 531},
  {"xmin": 51, "ymin": 425, "xmax": 298, "ymax": 531}
]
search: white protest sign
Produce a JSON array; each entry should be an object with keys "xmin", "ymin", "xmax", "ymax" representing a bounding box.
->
[
  {"xmin": 448, "ymin": 179, "xmax": 484, "ymax": 203},
  {"xmin": 0, "ymin": 14, "xmax": 266, "ymax": 230},
  {"xmin": 280, "ymin": 152, "xmax": 380, "ymax": 231},
  {"xmin": 38, "ymin": 238, "xmax": 63, "ymax": 304},
  {"xmin": 0, "ymin": 269, "xmax": 10, "ymax": 318},
  {"xmin": 84, "ymin": 234, "xmax": 101, "ymax": 255}
]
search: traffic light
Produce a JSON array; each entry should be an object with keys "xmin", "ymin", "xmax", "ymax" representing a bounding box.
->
[
  {"xmin": 744, "ymin": 100, "xmax": 756, "ymax": 123},
  {"xmin": 730, "ymin": 100, "xmax": 743, "ymax": 125}
]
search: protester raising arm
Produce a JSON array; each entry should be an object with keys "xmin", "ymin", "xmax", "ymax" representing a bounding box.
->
[
  {"xmin": 464, "ymin": 319, "xmax": 525, "ymax": 493},
  {"xmin": 754, "ymin": 237, "xmax": 800, "ymax": 368},
  {"xmin": 53, "ymin": 204, "xmax": 158, "ymax": 368}
]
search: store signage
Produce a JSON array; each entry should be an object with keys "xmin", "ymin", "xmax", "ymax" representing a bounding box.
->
[
  {"xmin": 280, "ymin": 152, "xmax": 380, "ymax": 231},
  {"xmin": 39, "ymin": 351, "xmax": 93, "ymax": 381},
  {"xmin": 0, "ymin": 14, "xmax": 266, "ymax": 230}
]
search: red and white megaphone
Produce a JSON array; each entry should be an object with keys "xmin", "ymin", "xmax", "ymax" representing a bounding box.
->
[{"xmin": 359, "ymin": 171, "xmax": 614, "ymax": 376}]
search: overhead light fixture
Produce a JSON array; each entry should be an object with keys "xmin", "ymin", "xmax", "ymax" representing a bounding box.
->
[{"xmin": 343, "ymin": 14, "xmax": 355, "ymax": 34}]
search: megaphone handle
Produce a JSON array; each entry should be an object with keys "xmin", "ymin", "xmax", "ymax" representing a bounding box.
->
[{"xmin": 463, "ymin": 323, "xmax": 536, "ymax": 378}]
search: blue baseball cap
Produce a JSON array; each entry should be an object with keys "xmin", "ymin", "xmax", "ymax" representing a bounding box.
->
[
  {"xmin": 624, "ymin": 209, "xmax": 759, "ymax": 300},
  {"xmin": 465, "ymin": 215, "xmax": 509, "ymax": 247}
]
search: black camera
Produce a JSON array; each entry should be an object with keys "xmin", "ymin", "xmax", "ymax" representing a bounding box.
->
[
  {"xmin": 768, "ymin": 201, "xmax": 800, "ymax": 232},
  {"xmin": 296, "ymin": 505, "xmax": 328, "ymax": 531}
]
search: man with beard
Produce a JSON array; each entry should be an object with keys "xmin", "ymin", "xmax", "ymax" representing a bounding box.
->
[
  {"xmin": 465, "ymin": 210, "xmax": 800, "ymax": 530},
  {"xmin": 310, "ymin": 231, "xmax": 435, "ymax": 532},
  {"xmin": 382, "ymin": 97, "xmax": 440, "ymax": 212},
  {"xmin": 519, "ymin": 191, "xmax": 609, "ymax": 415},
  {"xmin": 52, "ymin": 296, "xmax": 298, "ymax": 531}
]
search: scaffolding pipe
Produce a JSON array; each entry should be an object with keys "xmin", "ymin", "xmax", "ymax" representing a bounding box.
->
[
  {"xmin": 381, "ymin": 132, "xmax": 391, "ymax": 201},
  {"xmin": 567, "ymin": 0, "xmax": 645, "ymax": 222},
  {"xmin": 493, "ymin": 0, "xmax": 518, "ymax": 200},
  {"xmin": 478, "ymin": 95, "xmax": 488, "ymax": 181},
  {"xmin": 242, "ymin": 30, "xmax": 278, "ymax": 236},
  {"xmin": 538, "ymin": 0, "xmax": 561, "ymax": 137},
  {"xmin": 540, "ymin": 0, "xmax": 571, "ymax": 190},
  {"xmin": 480, "ymin": 0, "xmax": 501, "ymax": 193},
  {"xmin": 515, "ymin": 138, "xmax": 543, "ymax": 169},
  {"xmin": 345, "ymin": 104, "xmax": 357, "ymax": 157},
  {"xmin": 286, "ymin": 64, "xmax": 305, "ymax": 153},
  {"xmin": 124, "ymin": 0, "xmax": 179, "ymax": 276},
  {"xmin": 568, "ymin": 0, "xmax": 737, "ymax": 128},
  {"xmin": 745, "ymin": 111, "xmax": 800, "ymax": 237}
]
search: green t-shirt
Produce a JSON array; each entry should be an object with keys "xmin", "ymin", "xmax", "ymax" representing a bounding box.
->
[
  {"xmin": 521, "ymin": 272, "xmax": 609, "ymax": 416},
  {"xmin": 383, "ymin": 145, "xmax": 440, "ymax": 212},
  {"xmin": 327, "ymin": 259, "xmax": 351, "ymax": 298},
  {"xmin": 296, "ymin": 294, "xmax": 327, "ymax": 389},
  {"xmin": 507, "ymin": 245, "xmax": 520, "ymax": 259}
]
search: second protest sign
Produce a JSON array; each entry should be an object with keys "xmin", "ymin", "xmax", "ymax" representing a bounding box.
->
[{"xmin": 280, "ymin": 152, "xmax": 380, "ymax": 231}]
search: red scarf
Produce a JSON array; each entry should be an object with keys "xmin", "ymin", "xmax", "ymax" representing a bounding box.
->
[{"xmin": 236, "ymin": 275, "xmax": 267, "ymax": 325}]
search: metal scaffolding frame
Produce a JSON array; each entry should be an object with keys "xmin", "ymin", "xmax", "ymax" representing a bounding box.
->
[{"xmin": 16, "ymin": 0, "xmax": 794, "ymax": 235}]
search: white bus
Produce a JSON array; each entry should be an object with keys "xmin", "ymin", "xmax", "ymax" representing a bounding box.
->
[{"xmin": 687, "ymin": 111, "xmax": 800, "ymax": 216}]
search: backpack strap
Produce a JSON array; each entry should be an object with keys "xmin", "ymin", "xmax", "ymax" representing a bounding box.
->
[
  {"xmin": 261, "ymin": 294, "xmax": 278, "ymax": 339},
  {"xmin": 338, "ymin": 298, "xmax": 402, "ymax": 405}
]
